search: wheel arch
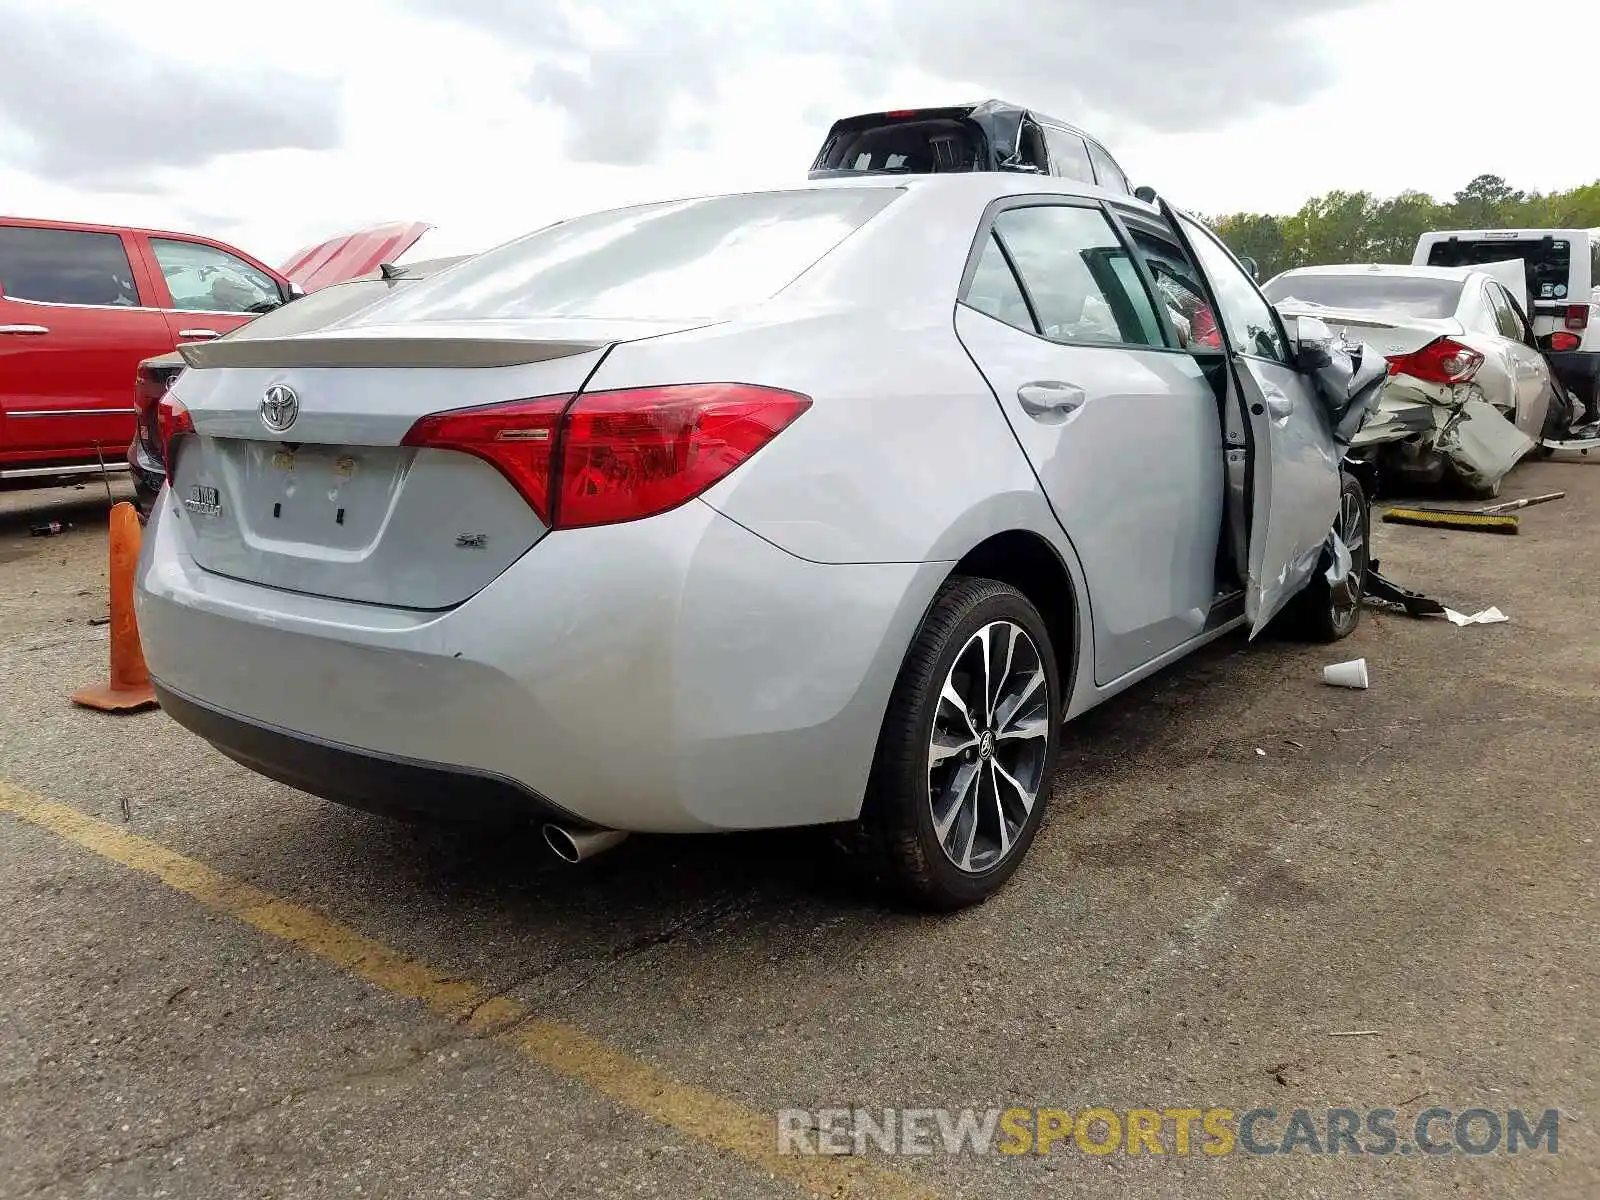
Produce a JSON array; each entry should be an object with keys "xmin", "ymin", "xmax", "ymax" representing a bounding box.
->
[{"xmin": 944, "ymin": 528, "xmax": 1085, "ymax": 702}]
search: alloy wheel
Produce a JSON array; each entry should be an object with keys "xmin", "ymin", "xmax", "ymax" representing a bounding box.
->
[
  {"xmin": 927, "ymin": 620, "xmax": 1050, "ymax": 874},
  {"xmin": 1331, "ymin": 486, "xmax": 1368, "ymax": 631}
]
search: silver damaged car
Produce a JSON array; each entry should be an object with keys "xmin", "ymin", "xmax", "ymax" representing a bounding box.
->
[{"xmin": 137, "ymin": 175, "xmax": 1369, "ymax": 909}]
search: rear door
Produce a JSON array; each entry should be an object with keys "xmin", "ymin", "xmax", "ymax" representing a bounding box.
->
[
  {"xmin": 1161, "ymin": 203, "xmax": 1341, "ymax": 635},
  {"xmin": 954, "ymin": 197, "xmax": 1225, "ymax": 683},
  {"xmin": 0, "ymin": 223, "xmax": 172, "ymax": 466}
]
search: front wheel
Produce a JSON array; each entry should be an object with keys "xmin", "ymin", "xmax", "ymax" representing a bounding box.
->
[
  {"xmin": 1280, "ymin": 470, "xmax": 1369, "ymax": 643},
  {"xmin": 858, "ymin": 577, "xmax": 1061, "ymax": 911}
]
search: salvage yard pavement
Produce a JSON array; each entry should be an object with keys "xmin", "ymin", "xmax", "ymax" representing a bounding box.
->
[{"xmin": 2, "ymin": 466, "xmax": 1597, "ymax": 1199}]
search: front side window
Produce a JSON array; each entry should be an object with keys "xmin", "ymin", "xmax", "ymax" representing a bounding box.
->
[
  {"xmin": 1086, "ymin": 142, "xmax": 1129, "ymax": 194},
  {"xmin": 1179, "ymin": 216, "xmax": 1287, "ymax": 363},
  {"xmin": 981, "ymin": 204, "xmax": 1163, "ymax": 348},
  {"xmin": 0, "ymin": 226, "xmax": 140, "ymax": 306},
  {"xmin": 1121, "ymin": 218, "xmax": 1220, "ymax": 351},
  {"xmin": 1041, "ymin": 128, "xmax": 1093, "ymax": 184},
  {"xmin": 356, "ymin": 189, "xmax": 900, "ymax": 325},
  {"xmin": 150, "ymin": 239, "xmax": 283, "ymax": 314}
]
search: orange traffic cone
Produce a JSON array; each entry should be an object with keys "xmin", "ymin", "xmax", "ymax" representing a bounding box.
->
[{"xmin": 72, "ymin": 501, "xmax": 158, "ymax": 713}]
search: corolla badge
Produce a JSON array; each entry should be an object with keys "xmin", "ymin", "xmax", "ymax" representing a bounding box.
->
[{"xmin": 259, "ymin": 384, "xmax": 299, "ymax": 433}]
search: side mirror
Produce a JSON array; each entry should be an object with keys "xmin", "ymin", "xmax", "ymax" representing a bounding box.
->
[
  {"xmin": 287, "ymin": 281, "xmax": 307, "ymax": 301},
  {"xmin": 1133, "ymin": 185, "xmax": 1157, "ymax": 204},
  {"xmin": 1287, "ymin": 313, "xmax": 1336, "ymax": 371},
  {"xmin": 1000, "ymin": 160, "xmax": 1045, "ymax": 175},
  {"xmin": 1238, "ymin": 255, "xmax": 1260, "ymax": 281}
]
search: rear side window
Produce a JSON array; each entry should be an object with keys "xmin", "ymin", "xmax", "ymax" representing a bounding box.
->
[
  {"xmin": 970, "ymin": 204, "xmax": 1164, "ymax": 348},
  {"xmin": 0, "ymin": 226, "xmax": 141, "ymax": 307},
  {"xmin": 1488, "ymin": 285, "xmax": 1528, "ymax": 340},
  {"xmin": 356, "ymin": 189, "xmax": 900, "ymax": 324},
  {"xmin": 1086, "ymin": 142, "xmax": 1129, "ymax": 193},
  {"xmin": 1425, "ymin": 237, "xmax": 1572, "ymax": 302},
  {"xmin": 1041, "ymin": 128, "xmax": 1093, "ymax": 183},
  {"xmin": 813, "ymin": 120, "xmax": 982, "ymax": 174},
  {"xmin": 965, "ymin": 235, "xmax": 1034, "ymax": 332}
]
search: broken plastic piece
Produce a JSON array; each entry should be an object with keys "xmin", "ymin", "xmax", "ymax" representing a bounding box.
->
[
  {"xmin": 1444, "ymin": 606, "xmax": 1509, "ymax": 627},
  {"xmin": 1363, "ymin": 561, "xmax": 1447, "ymax": 617}
]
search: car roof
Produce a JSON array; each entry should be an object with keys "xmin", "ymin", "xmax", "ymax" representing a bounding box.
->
[
  {"xmin": 829, "ymin": 99, "xmax": 1103, "ymax": 144},
  {"xmin": 1420, "ymin": 228, "xmax": 1595, "ymax": 241},
  {"xmin": 596, "ymin": 172, "xmax": 1157, "ymax": 216},
  {"xmin": 0, "ymin": 212, "xmax": 268, "ymax": 250}
]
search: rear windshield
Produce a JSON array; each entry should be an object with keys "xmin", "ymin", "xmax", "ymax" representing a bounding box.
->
[
  {"xmin": 1424, "ymin": 237, "xmax": 1571, "ymax": 301},
  {"xmin": 813, "ymin": 119, "xmax": 984, "ymax": 174},
  {"xmin": 349, "ymin": 189, "xmax": 898, "ymax": 324},
  {"xmin": 1262, "ymin": 273, "xmax": 1462, "ymax": 319}
]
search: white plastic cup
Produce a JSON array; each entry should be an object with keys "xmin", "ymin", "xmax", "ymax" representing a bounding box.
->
[{"xmin": 1323, "ymin": 658, "xmax": 1369, "ymax": 689}]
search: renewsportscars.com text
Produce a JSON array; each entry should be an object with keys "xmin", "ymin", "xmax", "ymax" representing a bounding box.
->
[{"xmin": 777, "ymin": 1105, "xmax": 1559, "ymax": 1158}]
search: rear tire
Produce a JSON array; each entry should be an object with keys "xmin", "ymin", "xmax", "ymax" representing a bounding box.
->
[
  {"xmin": 1281, "ymin": 470, "xmax": 1368, "ymax": 643},
  {"xmin": 857, "ymin": 577, "xmax": 1061, "ymax": 911}
]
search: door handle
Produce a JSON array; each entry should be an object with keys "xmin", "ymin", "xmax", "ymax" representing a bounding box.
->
[
  {"xmin": 1017, "ymin": 381, "xmax": 1086, "ymax": 420},
  {"xmin": 0, "ymin": 324, "xmax": 50, "ymax": 335},
  {"xmin": 1265, "ymin": 393, "xmax": 1295, "ymax": 421},
  {"xmin": 178, "ymin": 328, "xmax": 221, "ymax": 339}
]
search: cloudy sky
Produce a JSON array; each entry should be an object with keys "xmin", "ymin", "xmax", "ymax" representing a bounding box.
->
[{"xmin": 2, "ymin": 0, "xmax": 1595, "ymax": 267}]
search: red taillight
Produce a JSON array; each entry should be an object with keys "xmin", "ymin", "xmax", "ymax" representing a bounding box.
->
[
  {"xmin": 155, "ymin": 395, "xmax": 195, "ymax": 484},
  {"xmin": 134, "ymin": 366, "xmax": 173, "ymax": 459},
  {"xmin": 1385, "ymin": 337, "xmax": 1484, "ymax": 385},
  {"xmin": 1565, "ymin": 304, "xmax": 1589, "ymax": 331},
  {"xmin": 885, "ymin": 109, "xmax": 917, "ymax": 119},
  {"xmin": 400, "ymin": 384, "xmax": 812, "ymax": 529},
  {"xmin": 557, "ymin": 385, "xmax": 811, "ymax": 528},
  {"xmin": 401, "ymin": 394, "xmax": 571, "ymax": 525},
  {"xmin": 1550, "ymin": 330, "xmax": 1582, "ymax": 352}
]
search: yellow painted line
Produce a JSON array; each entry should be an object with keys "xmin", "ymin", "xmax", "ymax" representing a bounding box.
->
[{"xmin": 0, "ymin": 781, "xmax": 938, "ymax": 1200}]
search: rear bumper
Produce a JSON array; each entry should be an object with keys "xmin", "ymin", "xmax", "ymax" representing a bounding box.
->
[
  {"xmin": 135, "ymin": 494, "xmax": 943, "ymax": 833},
  {"xmin": 154, "ymin": 680, "xmax": 581, "ymax": 825}
]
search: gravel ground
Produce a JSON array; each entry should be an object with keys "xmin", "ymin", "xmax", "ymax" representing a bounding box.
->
[{"xmin": 1, "ymin": 462, "xmax": 1596, "ymax": 1199}]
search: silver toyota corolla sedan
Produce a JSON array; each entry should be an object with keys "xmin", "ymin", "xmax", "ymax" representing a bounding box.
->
[{"xmin": 136, "ymin": 174, "xmax": 1367, "ymax": 910}]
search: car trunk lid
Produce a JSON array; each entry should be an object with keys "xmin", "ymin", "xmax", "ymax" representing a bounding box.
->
[
  {"xmin": 166, "ymin": 318, "xmax": 709, "ymax": 609},
  {"xmin": 1272, "ymin": 302, "xmax": 1461, "ymax": 357}
]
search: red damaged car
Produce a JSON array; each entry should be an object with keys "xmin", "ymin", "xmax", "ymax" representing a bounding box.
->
[{"xmin": 0, "ymin": 216, "xmax": 429, "ymax": 490}]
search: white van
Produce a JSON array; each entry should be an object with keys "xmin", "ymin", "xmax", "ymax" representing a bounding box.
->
[{"xmin": 1414, "ymin": 228, "xmax": 1600, "ymax": 425}]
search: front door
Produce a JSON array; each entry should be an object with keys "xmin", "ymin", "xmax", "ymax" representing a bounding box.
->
[
  {"xmin": 1162, "ymin": 204, "xmax": 1342, "ymax": 635},
  {"xmin": 954, "ymin": 198, "xmax": 1225, "ymax": 684},
  {"xmin": 0, "ymin": 224, "xmax": 171, "ymax": 466}
]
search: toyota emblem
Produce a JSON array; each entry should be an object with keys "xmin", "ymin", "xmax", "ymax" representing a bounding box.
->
[{"xmin": 260, "ymin": 384, "xmax": 300, "ymax": 433}]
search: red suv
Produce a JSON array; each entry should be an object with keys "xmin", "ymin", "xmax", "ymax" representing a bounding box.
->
[{"xmin": 0, "ymin": 216, "xmax": 427, "ymax": 486}]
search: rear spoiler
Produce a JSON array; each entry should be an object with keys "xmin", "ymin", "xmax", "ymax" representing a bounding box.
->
[{"xmin": 179, "ymin": 335, "xmax": 610, "ymax": 370}]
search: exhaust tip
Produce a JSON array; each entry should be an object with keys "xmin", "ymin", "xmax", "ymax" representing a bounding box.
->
[
  {"xmin": 542, "ymin": 823, "xmax": 628, "ymax": 864},
  {"xmin": 542, "ymin": 823, "xmax": 582, "ymax": 864}
]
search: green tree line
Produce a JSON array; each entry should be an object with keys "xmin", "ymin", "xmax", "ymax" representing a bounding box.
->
[{"xmin": 1207, "ymin": 174, "xmax": 1600, "ymax": 282}]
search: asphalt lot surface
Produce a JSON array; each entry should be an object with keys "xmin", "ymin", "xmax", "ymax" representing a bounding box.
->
[{"xmin": 2, "ymin": 463, "xmax": 1596, "ymax": 1198}]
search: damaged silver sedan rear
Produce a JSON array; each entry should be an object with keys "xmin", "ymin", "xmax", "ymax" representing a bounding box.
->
[{"xmin": 138, "ymin": 176, "xmax": 1388, "ymax": 910}]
